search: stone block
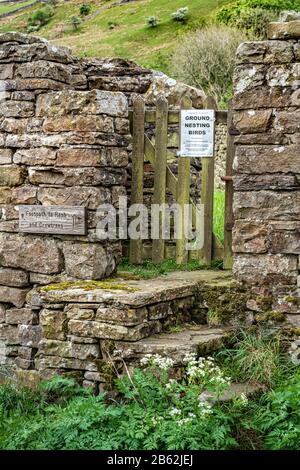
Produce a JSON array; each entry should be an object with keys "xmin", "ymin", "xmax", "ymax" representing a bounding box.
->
[
  {"xmin": 36, "ymin": 90, "xmax": 128, "ymax": 117},
  {"xmin": 232, "ymin": 221, "xmax": 268, "ymax": 254},
  {"xmin": 18, "ymin": 325, "xmax": 42, "ymax": 348},
  {"xmin": 148, "ymin": 302, "xmax": 172, "ymax": 320},
  {"xmin": 0, "ymin": 233, "xmax": 63, "ymax": 274},
  {"xmin": 234, "ymin": 174, "xmax": 299, "ymax": 191},
  {"xmin": 38, "ymin": 339, "xmax": 100, "ymax": 360},
  {"xmin": 1, "ymin": 117, "xmax": 43, "ymax": 134},
  {"xmin": 0, "ymin": 324, "xmax": 19, "ymax": 345},
  {"xmin": 233, "ymin": 110, "xmax": 272, "ymax": 134},
  {"xmin": 37, "ymin": 186, "xmax": 111, "ymax": 209},
  {"xmin": 13, "ymin": 148, "xmax": 57, "ymax": 166},
  {"xmin": 35, "ymin": 355, "xmax": 98, "ymax": 372},
  {"xmin": 43, "ymin": 115, "xmax": 114, "ymax": 133},
  {"xmin": 28, "ymin": 166, "xmax": 126, "ymax": 187},
  {"xmin": 0, "ymin": 165, "xmax": 25, "ymax": 186},
  {"xmin": 267, "ymin": 21, "xmax": 300, "ymax": 40},
  {"xmin": 236, "ymin": 40, "xmax": 294, "ymax": 65},
  {"xmin": 68, "ymin": 319, "xmax": 162, "ymax": 341},
  {"xmin": 0, "ymin": 149, "xmax": 12, "ymax": 165},
  {"xmin": 233, "ymin": 254, "xmax": 298, "ymax": 285},
  {"xmin": 0, "ymin": 286, "xmax": 29, "ymax": 308},
  {"xmin": 233, "ymin": 191, "xmax": 300, "ymax": 221},
  {"xmin": 66, "ymin": 306, "xmax": 95, "ymax": 321},
  {"xmin": 40, "ymin": 309, "xmax": 67, "ymax": 341},
  {"xmin": 95, "ymin": 306, "xmax": 148, "ymax": 325},
  {"xmin": 274, "ymin": 109, "xmax": 300, "ymax": 133},
  {"xmin": 63, "ymin": 243, "xmax": 116, "ymax": 280},
  {"xmin": 269, "ymin": 222, "xmax": 300, "ymax": 254},
  {"xmin": 234, "ymin": 145, "xmax": 300, "ymax": 174},
  {"xmin": 0, "ymin": 268, "xmax": 29, "ymax": 287},
  {"xmin": 0, "ymin": 100, "xmax": 34, "ymax": 118},
  {"xmin": 6, "ymin": 308, "xmax": 37, "ymax": 325}
]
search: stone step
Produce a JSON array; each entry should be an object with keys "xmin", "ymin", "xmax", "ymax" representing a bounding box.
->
[{"xmin": 112, "ymin": 325, "xmax": 233, "ymax": 365}]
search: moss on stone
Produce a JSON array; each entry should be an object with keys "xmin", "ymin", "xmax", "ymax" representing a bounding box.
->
[
  {"xmin": 256, "ymin": 310, "xmax": 286, "ymax": 324},
  {"xmin": 290, "ymin": 328, "xmax": 300, "ymax": 336},
  {"xmin": 284, "ymin": 295, "xmax": 300, "ymax": 306},
  {"xmin": 200, "ymin": 286, "xmax": 250, "ymax": 326},
  {"xmin": 255, "ymin": 295, "xmax": 273, "ymax": 311},
  {"xmin": 40, "ymin": 279, "xmax": 140, "ymax": 293}
]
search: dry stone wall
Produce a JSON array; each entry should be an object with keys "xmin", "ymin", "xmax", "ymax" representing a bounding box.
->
[
  {"xmin": 232, "ymin": 20, "xmax": 300, "ymax": 331},
  {"xmin": 0, "ymin": 32, "xmax": 223, "ymax": 383}
]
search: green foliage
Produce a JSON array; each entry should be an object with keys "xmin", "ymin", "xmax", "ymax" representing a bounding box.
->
[
  {"xmin": 216, "ymin": 0, "xmax": 300, "ymax": 38},
  {"xmin": 69, "ymin": 15, "xmax": 82, "ymax": 31},
  {"xmin": 80, "ymin": 3, "xmax": 92, "ymax": 16},
  {"xmin": 0, "ymin": 355, "xmax": 241, "ymax": 450},
  {"xmin": 171, "ymin": 7, "xmax": 189, "ymax": 23},
  {"xmin": 147, "ymin": 16, "xmax": 159, "ymax": 28},
  {"xmin": 216, "ymin": 330, "xmax": 294, "ymax": 387},
  {"xmin": 247, "ymin": 369, "xmax": 300, "ymax": 449},
  {"xmin": 171, "ymin": 26, "xmax": 246, "ymax": 107},
  {"xmin": 118, "ymin": 257, "xmax": 220, "ymax": 280},
  {"xmin": 27, "ymin": 5, "xmax": 55, "ymax": 32}
]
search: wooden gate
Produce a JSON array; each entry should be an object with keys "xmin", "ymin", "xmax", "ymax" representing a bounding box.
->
[{"xmin": 129, "ymin": 95, "xmax": 234, "ymax": 269}]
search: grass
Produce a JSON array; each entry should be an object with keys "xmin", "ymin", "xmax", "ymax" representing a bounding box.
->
[
  {"xmin": 215, "ymin": 329, "xmax": 295, "ymax": 387},
  {"xmin": 118, "ymin": 258, "xmax": 224, "ymax": 279},
  {"xmin": 0, "ymin": 0, "xmax": 230, "ymax": 73},
  {"xmin": 0, "ymin": 1, "xmax": 34, "ymax": 16},
  {"xmin": 213, "ymin": 190, "xmax": 225, "ymax": 244},
  {"xmin": 119, "ymin": 190, "xmax": 225, "ymax": 279}
]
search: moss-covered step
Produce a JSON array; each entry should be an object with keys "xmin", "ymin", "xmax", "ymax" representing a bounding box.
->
[{"xmin": 110, "ymin": 325, "xmax": 233, "ymax": 365}]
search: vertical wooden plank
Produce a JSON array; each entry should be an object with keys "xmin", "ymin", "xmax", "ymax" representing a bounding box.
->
[
  {"xmin": 199, "ymin": 96, "xmax": 217, "ymax": 266},
  {"xmin": 223, "ymin": 101, "xmax": 235, "ymax": 269},
  {"xmin": 152, "ymin": 95, "xmax": 168, "ymax": 264},
  {"xmin": 129, "ymin": 95, "xmax": 145, "ymax": 264},
  {"xmin": 176, "ymin": 96, "xmax": 192, "ymax": 265}
]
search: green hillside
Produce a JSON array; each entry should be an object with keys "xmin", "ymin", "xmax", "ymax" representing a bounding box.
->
[{"xmin": 0, "ymin": 0, "xmax": 230, "ymax": 72}]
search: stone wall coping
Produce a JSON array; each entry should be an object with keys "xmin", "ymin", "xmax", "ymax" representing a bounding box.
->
[{"xmin": 267, "ymin": 20, "xmax": 300, "ymax": 40}]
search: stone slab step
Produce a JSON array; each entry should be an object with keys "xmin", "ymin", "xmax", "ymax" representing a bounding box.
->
[
  {"xmin": 35, "ymin": 270, "xmax": 233, "ymax": 309},
  {"xmin": 199, "ymin": 382, "xmax": 267, "ymax": 403},
  {"xmin": 112, "ymin": 325, "xmax": 233, "ymax": 365}
]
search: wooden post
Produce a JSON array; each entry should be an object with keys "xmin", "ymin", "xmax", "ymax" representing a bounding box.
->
[
  {"xmin": 176, "ymin": 96, "xmax": 192, "ymax": 265},
  {"xmin": 199, "ymin": 96, "xmax": 217, "ymax": 266},
  {"xmin": 223, "ymin": 101, "xmax": 235, "ymax": 269},
  {"xmin": 152, "ymin": 95, "xmax": 168, "ymax": 263},
  {"xmin": 129, "ymin": 96, "xmax": 145, "ymax": 264}
]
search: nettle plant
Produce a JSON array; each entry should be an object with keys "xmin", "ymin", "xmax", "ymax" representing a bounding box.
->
[{"xmin": 115, "ymin": 353, "xmax": 247, "ymax": 449}]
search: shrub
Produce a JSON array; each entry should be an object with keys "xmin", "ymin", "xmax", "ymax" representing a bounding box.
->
[
  {"xmin": 232, "ymin": 7, "xmax": 278, "ymax": 38},
  {"xmin": 216, "ymin": 0, "xmax": 299, "ymax": 38},
  {"xmin": 170, "ymin": 26, "xmax": 246, "ymax": 107},
  {"xmin": 80, "ymin": 3, "xmax": 92, "ymax": 16},
  {"xmin": 69, "ymin": 15, "xmax": 82, "ymax": 31},
  {"xmin": 27, "ymin": 5, "xmax": 55, "ymax": 32},
  {"xmin": 171, "ymin": 7, "xmax": 189, "ymax": 24},
  {"xmin": 147, "ymin": 16, "xmax": 159, "ymax": 28}
]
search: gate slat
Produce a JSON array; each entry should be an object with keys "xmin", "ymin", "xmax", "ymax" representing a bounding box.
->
[
  {"xmin": 176, "ymin": 97, "xmax": 192, "ymax": 265},
  {"xmin": 199, "ymin": 96, "xmax": 217, "ymax": 266},
  {"xmin": 129, "ymin": 96, "xmax": 145, "ymax": 265},
  {"xmin": 152, "ymin": 95, "xmax": 168, "ymax": 263}
]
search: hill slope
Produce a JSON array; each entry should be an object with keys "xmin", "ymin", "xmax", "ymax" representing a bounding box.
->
[{"xmin": 0, "ymin": 0, "xmax": 229, "ymax": 73}]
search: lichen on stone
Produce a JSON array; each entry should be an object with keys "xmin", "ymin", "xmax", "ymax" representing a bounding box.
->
[{"xmin": 40, "ymin": 279, "xmax": 140, "ymax": 293}]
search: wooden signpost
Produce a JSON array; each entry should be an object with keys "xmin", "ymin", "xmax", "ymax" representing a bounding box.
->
[{"xmin": 19, "ymin": 205, "xmax": 87, "ymax": 235}]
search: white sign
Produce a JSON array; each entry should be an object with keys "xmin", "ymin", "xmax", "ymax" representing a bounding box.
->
[{"xmin": 179, "ymin": 109, "xmax": 215, "ymax": 157}]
